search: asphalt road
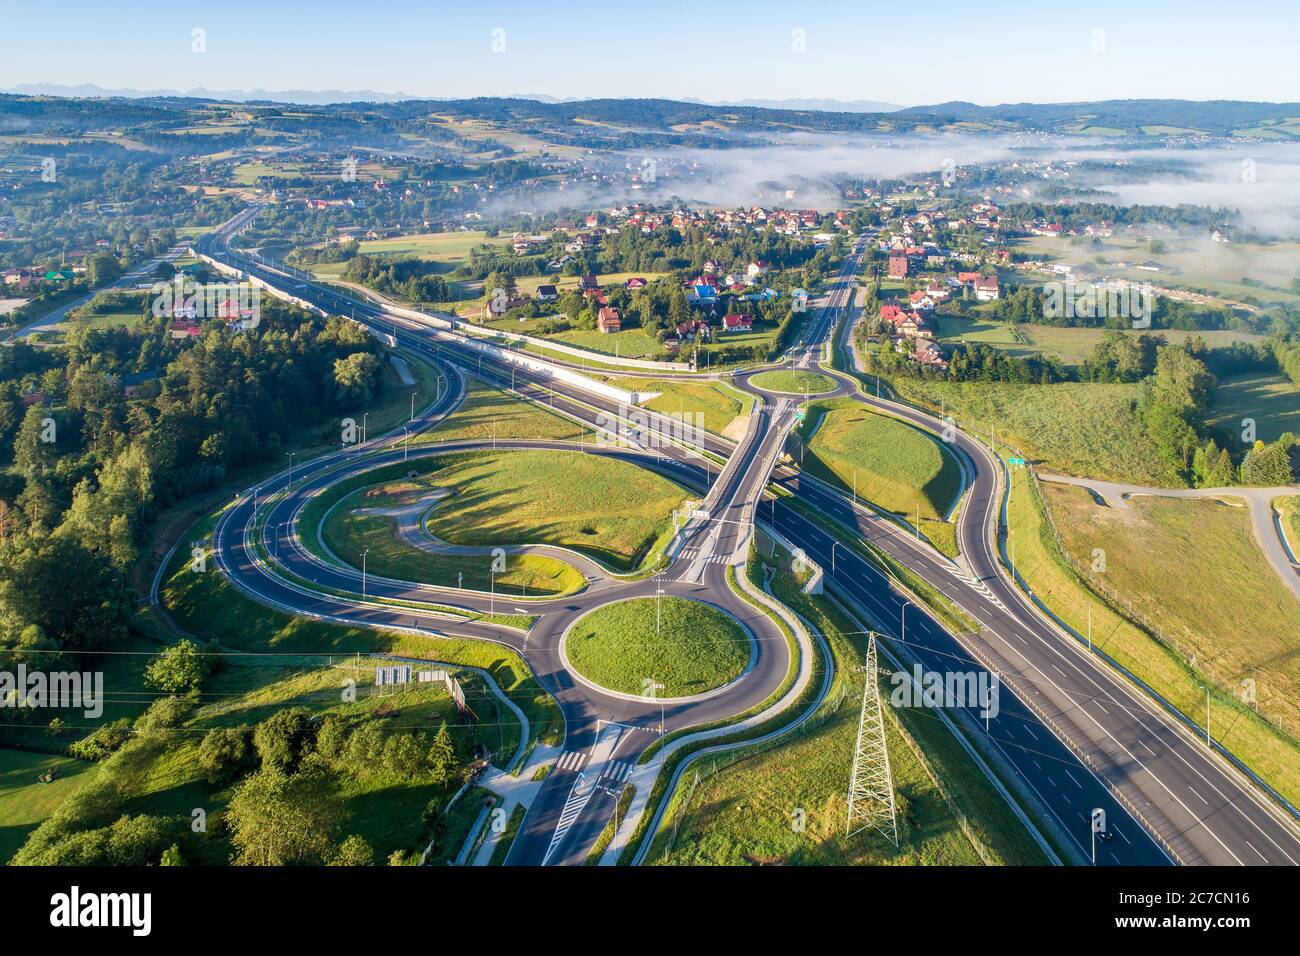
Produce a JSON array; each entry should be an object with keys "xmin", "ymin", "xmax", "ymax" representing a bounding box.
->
[{"xmin": 194, "ymin": 211, "xmax": 1300, "ymax": 867}]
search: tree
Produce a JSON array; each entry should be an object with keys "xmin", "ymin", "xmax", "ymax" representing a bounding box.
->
[
  {"xmin": 332, "ymin": 352, "xmax": 381, "ymax": 408},
  {"xmin": 226, "ymin": 767, "xmax": 345, "ymax": 866},
  {"xmin": 160, "ymin": 844, "xmax": 185, "ymax": 866},
  {"xmin": 426, "ymin": 722, "xmax": 459, "ymax": 787},
  {"xmin": 12, "ymin": 405, "xmax": 54, "ymax": 481},
  {"xmin": 330, "ymin": 834, "xmax": 375, "ymax": 866},
  {"xmin": 253, "ymin": 707, "xmax": 314, "ymax": 774},
  {"xmin": 1240, "ymin": 438, "xmax": 1295, "ymax": 486},
  {"xmin": 0, "ymin": 533, "xmax": 131, "ymax": 652},
  {"xmin": 105, "ymin": 814, "xmax": 175, "ymax": 866},
  {"xmin": 198, "ymin": 726, "xmax": 255, "ymax": 786},
  {"xmin": 143, "ymin": 639, "xmax": 208, "ymax": 694},
  {"xmin": 86, "ymin": 252, "xmax": 122, "ymax": 287}
]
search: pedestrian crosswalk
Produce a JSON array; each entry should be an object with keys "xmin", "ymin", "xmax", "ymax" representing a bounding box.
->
[
  {"xmin": 601, "ymin": 760, "xmax": 634, "ymax": 783},
  {"xmin": 555, "ymin": 751, "xmax": 587, "ymax": 772},
  {"xmin": 678, "ymin": 548, "xmax": 729, "ymax": 564}
]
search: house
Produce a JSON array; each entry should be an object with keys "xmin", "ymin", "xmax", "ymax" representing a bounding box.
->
[
  {"xmin": 879, "ymin": 304, "xmax": 904, "ymax": 326},
  {"xmin": 974, "ymin": 275, "xmax": 1000, "ymax": 301},
  {"xmin": 19, "ymin": 389, "xmax": 47, "ymax": 409},
  {"xmin": 624, "ymin": 277, "xmax": 647, "ymax": 290},
  {"xmin": 488, "ymin": 295, "xmax": 532, "ymax": 317},
  {"xmin": 912, "ymin": 343, "xmax": 948, "ymax": 370},
  {"xmin": 722, "ymin": 313, "xmax": 753, "ymax": 333},
  {"xmin": 170, "ymin": 320, "xmax": 202, "ymax": 340},
  {"xmin": 578, "ymin": 275, "xmax": 600, "ymax": 292},
  {"xmin": 690, "ymin": 280, "xmax": 719, "ymax": 304},
  {"xmin": 597, "ymin": 306, "xmax": 622, "ymax": 334},
  {"xmin": 676, "ymin": 318, "xmax": 711, "ymax": 342},
  {"xmin": 908, "ymin": 291, "xmax": 935, "ymax": 312},
  {"xmin": 887, "ymin": 254, "xmax": 909, "ymax": 279},
  {"xmin": 535, "ymin": 284, "xmax": 559, "ymax": 302},
  {"xmin": 745, "ymin": 260, "xmax": 770, "ymax": 280}
]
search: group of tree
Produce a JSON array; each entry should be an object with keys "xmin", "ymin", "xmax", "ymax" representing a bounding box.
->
[{"xmin": 0, "ymin": 302, "xmax": 388, "ymax": 667}]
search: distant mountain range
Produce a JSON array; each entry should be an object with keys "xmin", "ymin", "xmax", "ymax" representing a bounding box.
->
[
  {"xmin": 2, "ymin": 87, "xmax": 1297, "ymax": 140},
  {"xmin": 3, "ymin": 83, "xmax": 422, "ymax": 105},
  {"xmin": 10, "ymin": 83, "xmax": 904, "ymax": 112},
  {"xmin": 4, "ymin": 84, "xmax": 903, "ymax": 112}
]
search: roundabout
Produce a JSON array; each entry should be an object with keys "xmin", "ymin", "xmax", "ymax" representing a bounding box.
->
[
  {"xmin": 561, "ymin": 596, "xmax": 756, "ymax": 700},
  {"xmin": 748, "ymin": 369, "xmax": 838, "ymax": 395}
]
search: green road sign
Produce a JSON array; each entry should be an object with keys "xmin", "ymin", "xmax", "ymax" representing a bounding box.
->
[{"xmin": 1008, "ymin": 457, "xmax": 1026, "ymax": 466}]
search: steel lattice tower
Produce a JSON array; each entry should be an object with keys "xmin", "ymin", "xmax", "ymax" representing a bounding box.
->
[{"xmin": 846, "ymin": 633, "xmax": 898, "ymax": 844}]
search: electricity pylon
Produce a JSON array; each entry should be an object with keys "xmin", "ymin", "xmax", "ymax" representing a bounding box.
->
[{"xmin": 846, "ymin": 633, "xmax": 898, "ymax": 844}]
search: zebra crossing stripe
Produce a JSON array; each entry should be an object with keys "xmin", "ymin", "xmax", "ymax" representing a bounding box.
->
[
  {"xmin": 601, "ymin": 760, "xmax": 633, "ymax": 782},
  {"xmin": 556, "ymin": 751, "xmax": 587, "ymax": 771},
  {"xmin": 542, "ymin": 775, "xmax": 596, "ymax": 865}
]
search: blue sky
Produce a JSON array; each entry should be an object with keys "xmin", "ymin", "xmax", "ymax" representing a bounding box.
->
[{"xmin": 2, "ymin": 0, "xmax": 1298, "ymax": 105}]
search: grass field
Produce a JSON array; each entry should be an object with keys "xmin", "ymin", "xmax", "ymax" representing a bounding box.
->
[
  {"xmin": 1014, "ymin": 234, "xmax": 1300, "ymax": 307},
  {"xmin": 894, "ymin": 378, "xmax": 1181, "ymax": 485},
  {"xmin": 1006, "ymin": 467, "xmax": 1300, "ymax": 808},
  {"xmin": 1019, "ymin": 326, "xmax": 1263, "ymax": 367},
  {"xmin": 414, "ymin": 374, "xmax": 588, "ymax": 445},
  {"xmin": 932, "ymin": 314, "xmax": 1022, "ymax": 347},
  {"xmin": 1207, "ymin": 371, "xmax": 1300, "ymax": 444},
  {"xmin": 800, "ymin": 399, "xmax": 962, "ymax": 525},
  {"xmin": 0, "ymin": 750, "xmax": 94, "ymax": 863},
  {"xmin": 1042, "ymin": 483, "xmax": 1300, "ymax": 737},
  {"xmin": 1281, "ymin": 497, "xmax": 1300, "ymax": 560},
  {"xmin": 552, "ymin": 327, "xmax": 663, "ymax": 359},
  {"xmin": 750, "ymin": 370, "xmax": 836, "ymax": 395},
  {"xmin": 602, "ymin": 377, "xmax": 755, "ymax": 436},
  {"xmin": 10, "ymin": 659, "xmax": 489, "ymax": 866},
  {"xmin": 651, "ymin": 535, "xmax": 1047, "ymax": 866},
  {"xmin": 419, "ymin": 449, "xmax": 687, "ymax": 573},
  {"xmin": 324, "ymin": 511, "xmax": 585, "ymax": 596},
  {"xmin": 355, "ymin": 230, "xmax": 509, "ymax": 261},
  {"xmin": 565, "ymin": 597, "xmax": 751, "ymax": 697},
  {"xmin": 160, "ymin": 508, "xmax": 561, "ymax": 749}
]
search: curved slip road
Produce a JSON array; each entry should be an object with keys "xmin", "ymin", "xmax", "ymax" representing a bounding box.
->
[{"xmin": 195, "ymin": 210, "xmax": 1300, "ymax": 867}]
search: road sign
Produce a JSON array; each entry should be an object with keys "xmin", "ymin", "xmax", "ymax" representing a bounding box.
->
[
  {"xmin": 1008, "ymin": 457, "xmax": 1026, "ymax": 466},
  {"xmin": 795, "ymin": 407, "xmax": 807, "ymax": 422}
]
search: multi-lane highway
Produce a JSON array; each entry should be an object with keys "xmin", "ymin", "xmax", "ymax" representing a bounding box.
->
[{"xmin": 190, "ymin": 208, "xmax": 1300, "ymax": 867}]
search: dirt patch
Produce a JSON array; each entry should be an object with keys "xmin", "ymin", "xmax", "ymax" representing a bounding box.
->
[{"xmin": 722, "ymin": 413, "xmax": 751, "ymax": 443}]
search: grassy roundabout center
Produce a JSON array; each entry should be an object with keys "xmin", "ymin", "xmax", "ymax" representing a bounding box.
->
[
  {"xmin": 565, "ymin": 596, "xmax": 752, "ymax": 698},
  {"xmin": 750, "ymin": 370, "xmax": 836, "ymax": 395}
]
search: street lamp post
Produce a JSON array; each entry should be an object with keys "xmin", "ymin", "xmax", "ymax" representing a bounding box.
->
[
  {"xmin": 286, "ymin": 452, "xmax": 295, "ymax": 488},
  {"xmin": 901, "ymin": 600, "xmax": 912, "ymax": 646},
  {"xmin": 361, "ymin": 548, "xmax": 371, "ymax": 598},
  {"xmin": 410, "ymin": 392, "xmax": 416, "ymax": 422},
  {"xmin": 402, "ymin": 425, "xmax": 410, "ymax": 462},
  {"xmin": 362, "ymin": 412, "xmax": 369, "ymax": 445},
  {"xmin": 831, "ymin": 540, "xmax": 843, "ymax": 576},
  {"xmin": 656, "ymin": 574, "xmax": 665, "ymax": 638}
]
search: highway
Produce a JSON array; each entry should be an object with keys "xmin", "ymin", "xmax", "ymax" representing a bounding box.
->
[{"xmin": 191, "ymin": 208, "xmax": 1300, "ymax": 867}]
